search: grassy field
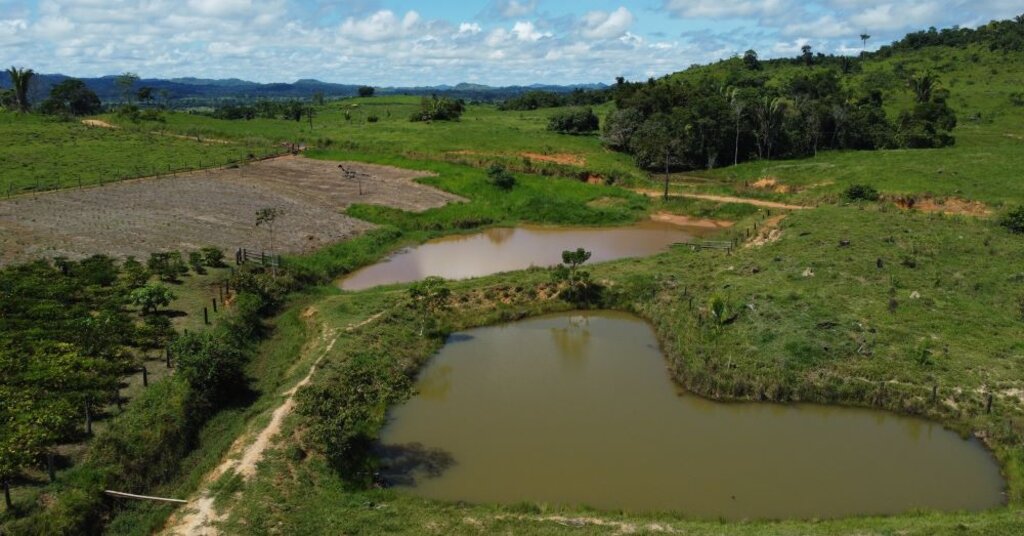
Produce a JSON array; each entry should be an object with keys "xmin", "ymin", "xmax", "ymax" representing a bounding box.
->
[{"xmin": 0, "ymin": 113, "xmax": 282, "ymax": 195}]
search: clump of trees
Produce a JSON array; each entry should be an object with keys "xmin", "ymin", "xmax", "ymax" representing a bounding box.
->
[
  {"xmin": 40, "ymin": 79, "xmax": 103, "ymax": 118},
  {"xmin": 603, "ymin": 63, "xmax": 957, "ymax": 172},
  {"xmin": 547, "ymin": 107, "xmax": 600, "ymax": 135},
  {"xmin": 409, "ymin": 95, "xmax": 465, "ymax": 122},
  {"xmin": 4, "ymin": 66, "xmax": 34, "ymax": 113},
  {"xmin": 498, "ymin": 88, "xmax": 610, "ymax": 111},
  {"xmin": 843, "ymin": 184, "xmax": 881, "ymax": 202},
  {"xmin": 358, "ymin": 86, "xmax": 375, "ymax": 98}
]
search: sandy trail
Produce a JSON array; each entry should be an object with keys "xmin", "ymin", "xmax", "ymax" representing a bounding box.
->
[
  {"xmin": 161, "ymin": 309, "xmax": 345, "ymax": 535},
  {"xmin": 634, "ymin": 189, "xmax": 808, "ymax": 210}
]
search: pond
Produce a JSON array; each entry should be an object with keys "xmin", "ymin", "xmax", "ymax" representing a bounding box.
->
[
  {"xmin": 339, "ymin": 221, "xmax": 708, "ymax": 291},
  {"xmin": 378, "ymin": 311, "xmax": 1005, "ymax": 520}
]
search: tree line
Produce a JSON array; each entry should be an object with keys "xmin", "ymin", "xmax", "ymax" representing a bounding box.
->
[
  {"xmin": 601, "ymin": 63, "xmax": 956, "ymax": 172},
  {"xmin": 497, "ymin": 88, "xmax": 611, "ymax": 111}
]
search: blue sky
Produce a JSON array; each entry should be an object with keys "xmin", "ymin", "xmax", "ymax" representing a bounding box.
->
[{"xmin": 1, "ymin": 1, "xmax": 1021, "ymax": 85}]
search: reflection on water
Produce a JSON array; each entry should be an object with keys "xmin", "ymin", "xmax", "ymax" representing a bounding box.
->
[
  {"xmin": 339, "ymin": 221, "xmax": 707, "ymax": 291},
  {"xmin": 379, "ymin": 311, "xmax": 1006, "ymax": 520}
]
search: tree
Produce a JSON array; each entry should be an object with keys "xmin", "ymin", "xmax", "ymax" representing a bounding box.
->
[
  {"xmin": 742, "ymin": 49, "xmax": 760, "ymax": 70},
  {"xmin": 40, "ymin": 79, "xmax": 102, "ymax": 117},
  {"xmin": 171, "ymin": 331, "xmax": 248, "ymax": 406},
  {"xmin": 306, "ymin": 105, "xmax": 316, "ymax": 129},
  {"xmin": 547, "ymin": 107, "xmax": 600, "ymax": 134},
  {"xmin": 408, "ymin": 277, "xmax": 451, "ymax": 336},
  {"xmin": 860, "ymin": 33, "xmax": 872, "ymax": 50},
  {"xmin": 801, "ymin": 45, "xmax": 814, "ymax": 66},
  {"xmin": 129, "ymin": 284, "xmax": 176, "ymax": 315},
  {"xmin": 551, "ymin": 248, "xmax": 597, "ymax": 303},
  {"xmin": 1000, "ymin": 206, "xmax": 1024, "ymax": 234},
  {"xmin": 726, "ymin": 87, "xmax": 746, "ymax": 166},
  {"xmin": 358, "ymin": 86, "xmax": 375, "ymax": 98},
  {"xmin": 908, "ymin": 73, "xmax": 940, "ymax": 103},
  {"xmin": 6, "ymin": 66, "xmax": 35, "ymax": 113},
  {"xmin": 116, "ymin": 72, "xmax": 139, "ymax": 105},
  {"xmin": 255, "ymin": 207, "xmax": 282, "ymax": 253},
  {"xmin": 629, "ymin": 115, "xmax": 687, "ymax": 199},
  {"xmin": 409, "ymin": 95, "xmax": 465, "ymax": 122},
  {"xmin": 137, "ymin": 86, "xmax": 154, "ymax": 106},
  {"xmin": 753, "ymin": 96, "xmax": 787, "ymax": 160}
]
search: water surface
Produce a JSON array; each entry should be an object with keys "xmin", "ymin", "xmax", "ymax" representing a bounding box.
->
[
  {"xmin": 340, "ymin": 221, "xmax": 704, "ymax": 290},
  {"xmin": 379, "ymin": 311, "xmax": 1005, "ymax": 520}
]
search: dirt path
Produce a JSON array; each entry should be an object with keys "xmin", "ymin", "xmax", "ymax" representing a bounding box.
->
[
  {"xmin": 81, "ymin": 119, "xmax": 117, "ymax": 129},
  {"xmin": 634, "ymin": 189, "xmax": 808, "ymax": 210},
  {"xmin": 161, "ymin": 309, "xmax": 342, "ymax": 535}
]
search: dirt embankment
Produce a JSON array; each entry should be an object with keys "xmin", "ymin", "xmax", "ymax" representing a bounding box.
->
[{"xmin": 0, "ymin": 156, "xmax": 463, "ymax": 266}]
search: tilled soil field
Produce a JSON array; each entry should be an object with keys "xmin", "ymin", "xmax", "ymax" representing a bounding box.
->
[{"xmin": 0, "ymin": 156, "xmax": 463, "ymax": 265}]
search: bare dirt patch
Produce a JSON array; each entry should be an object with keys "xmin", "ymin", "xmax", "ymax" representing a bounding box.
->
[
  {"xmin": 633, "ymin": 189, "xmax": 808, "ymax": 210},
  {"xmin": 746, "ymin": 214, "xmax": 787, "ymax": 247},
  {"xmin": 0, "ymin": 156, "xmax": 463, "ymax": 265},
  {"xmin": 519, "ymin": 152, "xmax": 587, "ymax": 167},
  {"xmin": 751, "ymin": 176, "xmax": 793, "ymax": 194},
  {"xmin": 892, "ymin": 196, "xmax": 991, "ymax": 217},
  {"xmin": 651, "ymin": 212, "xmax": 734, "ymax": 229},
  {"xmin": 81, "ymin": 119, "xmax": 117, "ymax": 129}
]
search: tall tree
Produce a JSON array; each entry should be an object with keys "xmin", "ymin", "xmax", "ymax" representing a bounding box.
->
[
  {"xmin": 726, "ymin": 87, "xmax": 746, "ymax": 166},
  {"xmin": 801, "ymin": 45, "xmax": 814, "ymax": 66},
  {"xmin": 908, "ymin": 73, "xmax": 940, "ymax": 103},
  {"xmin": 5, "ymin": 66, "xmax": 35, "ymax": 113},
  {"xmin": 116, "ymin": 72, "xmax": 139, "ymax": 105},
  {"xmin": 860, "ymin": 33, "xmax": 872, "ymax": 50},
  {"xmin": 753, "ymin": 96, "xmax": 787, "ymax": 161},
  {"xmin": 41, "ymin": 79, "xmax": 102, "ymax": 117}
]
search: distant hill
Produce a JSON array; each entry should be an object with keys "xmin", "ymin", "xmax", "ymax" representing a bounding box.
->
[{"xmin": 0, "ymin": 72, "xmax": 608, "ymax": 108}]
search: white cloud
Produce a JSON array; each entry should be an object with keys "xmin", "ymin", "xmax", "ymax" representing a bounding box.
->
[
  {"xmin": 339, "ymin": 10, "xmax": 421, "ymax": 42},
  {"xmin": 494, "ymin": 0, "xmax": 537, "ymax": 19},
  {"xmin": 581, "ymin": 7, "xmax": 635, "ymax": 39},
  {"xmin": 457, "ymin": 22, "xmax": 482, "ymax": 37},
  {"xmin": 186, "ymin": 0, "xmax": 253, "ymax": 17},
  {"xmin": 782, "ymin": 14, "xmax": 853, "ymax": 38},
  {"xmin": 849, "ymin": 2, "xmax": 942, "ymax": 31},
  {"xmin": 511, "ymin": 21, "xmax": 550, "ymax": 42},
  {"xmin": 663, "ymin": 0, "xmax": 790, "ymax": 18}
]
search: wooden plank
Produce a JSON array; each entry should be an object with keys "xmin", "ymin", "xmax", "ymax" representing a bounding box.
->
[{"xmin": 104, "ymin": 490, "xmax": 188, "ymax": 505}]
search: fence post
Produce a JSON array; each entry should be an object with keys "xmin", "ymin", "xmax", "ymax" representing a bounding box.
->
[
  {"xmin": 85, "ymin": 399, "xmax": 93, "ymax": 436},
  {"xmin": 212, "ymin": 298, "xmax": 218, "ymax": 313},
  {"xmin": 987, "ymin": 393, "xmax": 994, "ymax": 414},
  {"xmin": 204, "ymin": 307, "xmax": 210, "ymax": 325},
  {"xmin": 166, "ymin": 346, "xmax": 172, "ymax": 368},
  {"xmin": 142, "ymin": 365, "xmax": 149, "ymax": 387}
]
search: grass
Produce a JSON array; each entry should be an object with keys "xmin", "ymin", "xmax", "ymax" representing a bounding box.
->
[
  {"xmin": 0, "ymin": 113, "xmax": 279, "ymax": 195},
  {"xmin": 211, "ymin": 203, "xmax": 1024, "ymax": 533}
]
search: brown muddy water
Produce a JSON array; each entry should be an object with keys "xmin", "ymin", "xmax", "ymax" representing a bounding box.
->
[
  {"xmin": 339, "ymin": 221, "xmax": 707, "ymax": 291},
  {"xmin": 378, "ymin": 311, "xmax": 1006, "ymax": 520}
]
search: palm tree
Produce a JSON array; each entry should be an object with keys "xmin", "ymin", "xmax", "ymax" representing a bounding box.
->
[
  {"xmin": 726, "ymin": 87, "xmax": 745, "ymax": 166},
  {"xmin": 6, "ymin": 66, "xmax": 35, "ymax": 113},
  {"xmin": 909, "ymin": 73, "xmax": 939, "ymax": 104},
  {"xmin": 860, "ymin": 33, "xmax": 871, "ymax": 50},
  {"xmin": 754, "ymin": 96, "xmax": 786, "ymax": 161}
]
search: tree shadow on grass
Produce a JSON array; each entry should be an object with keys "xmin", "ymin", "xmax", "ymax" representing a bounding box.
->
[{"xmin": 375, "ymin": 442, "xmax": 456, "ymax": 487}]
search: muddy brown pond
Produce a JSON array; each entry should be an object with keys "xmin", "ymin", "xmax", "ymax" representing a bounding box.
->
[
  {"xmin": 340, "ymin": 221, "xmax": 705, "ymax": 290},
  {"xmin": 379, "ymin": 311, "xmax": 1005, "ymax": 520}
]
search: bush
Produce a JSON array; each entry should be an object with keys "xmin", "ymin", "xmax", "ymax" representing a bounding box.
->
[
  {"xmin": 547, "ymin": 107, "xmax": 600, "ymax": 134},
  {"xmin": 409, "ymin": 96, "xmax": 465, "ymax": 122},
  {"xmin": 170, "ymin": 330, "xmax": 249, "ymax": 407},
  {"xmin": 129, "ymin": 283, "xmax": 176, "ymax": 315},
  {"xmin": 367, "ymin": 115, "xmax": 379, "ymax": 123},
  {"xmin": 1000, "ymin": 205, "xmax": 1024, "ymax": 234},
  {"xmin": 188, "ymin": 251, "xmax": 205, "ymax": 274},
  {"xmin": 200, "ymin": 246, "xmax": 226, "ymax": 267},
  {"xmin": 486, "ymin": 164, "xmax": 517, "ymax": 191},
  {"xmin": 147, "ymin": 252, "xmax": 187, "ymax": 282},
  {"xmin": 843, "ymin": 184, "xmax": 881, "ymax": 202}
]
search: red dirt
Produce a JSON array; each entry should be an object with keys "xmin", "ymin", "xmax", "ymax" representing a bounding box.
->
[
  {"xmin": 893, "ymin": 196, "xmax": 991, "ymax": 217},
  {"xmin": 519, "ymin": 152, "xmax": 587, "ymax": 167},
  {"xmin": 651, "ymin": 212, "xmax": 734, "ymax": 229}
]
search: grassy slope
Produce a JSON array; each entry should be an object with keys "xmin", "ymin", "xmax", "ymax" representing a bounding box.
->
[
  {"xmin": 219, "ymin": 204, "xmax": 1024, "ymax": 534},
  {"xmin": 686, "ymin": 45, "xmax": 1024, "ymax": 205},
  {"xmin": 0, "ymin": 113, "xmax": 279, "ymax": 194}
]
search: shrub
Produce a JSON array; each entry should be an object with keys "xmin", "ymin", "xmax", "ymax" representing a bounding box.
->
[
  {"xmin": 486, "ymin": 164, "xmax": 517, "ymax": 191},
  {"xmin": 547, "ymin": 107, "xmax": 600, "ymax": 134},
  {"xmin": 200, "ymin": 246, "xmax": 226, "ymax": 267},
  {"xmin": 843, "ymin": 184, "xmax": 881, "ymax": 202},
  {"xmin": 1000, "ymin": 205, "xmax": 1024, "ymax": 234},
  {"xmin": 147, "ymin": 252, "xmax": 187, "ymax": 282},
  {"xmin": 367, "ymin": 115, "xmax": 379, "ymax": 123},
  {"xmin": 170, "ymin": 330, "xmax": 249, "ymax": 406},
  {"xmin": 128, "ymin": 283, "xmax": 176, "ymax": 315},
  {"xmin": 409, "ymin": 96, "xmax": 465, "ymax": 122},
  {"xmin": 188, "ymin": 251, "xmax": 205, "ymax": 274}
]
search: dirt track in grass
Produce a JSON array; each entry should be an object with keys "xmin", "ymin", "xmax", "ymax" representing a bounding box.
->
[{"xmin": 0, "ymin": 156, "xmax": 463, "ymax": 265}]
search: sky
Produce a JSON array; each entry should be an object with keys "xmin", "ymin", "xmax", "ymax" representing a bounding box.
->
[{"xmin": 1, "ymin": 1, "xmax": 1021, "ymax": 86}]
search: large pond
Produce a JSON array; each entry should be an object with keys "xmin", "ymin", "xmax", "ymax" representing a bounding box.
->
[
  {"xmin": 379, "ymin": 311, "xmax": 1005, "ymax": 520},
  {"xmin": 340, "ymin": 221, "xmax": 706, "ymax": 291}
]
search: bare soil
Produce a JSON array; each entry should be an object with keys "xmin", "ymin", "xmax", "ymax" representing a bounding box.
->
[
  {"xmin": 0, "ymin": 156, "xmax": 463, "ymax": 265},
  {"xmin": 633, "ymin": 189, "xmax": 808, "ymax": 210},
  {"xmin": 519, "ymin": 152, "xmax": 587, "ymax": 167},
  {"xmin": 651, "ymin": 212, "xmax": 734, "ymax": 229},
  {"xmin": 893, "ymin": 195, "xmax": 991, "ymax": 217}
]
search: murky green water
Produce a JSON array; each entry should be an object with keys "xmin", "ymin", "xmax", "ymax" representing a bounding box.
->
[
  {"xmin": 379, "ymin": 311, "xmax": 1006, "ymax": 520},
  {"xmin": 340, "ymin": 221, "xmax": 705, "ymax": 290}
]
